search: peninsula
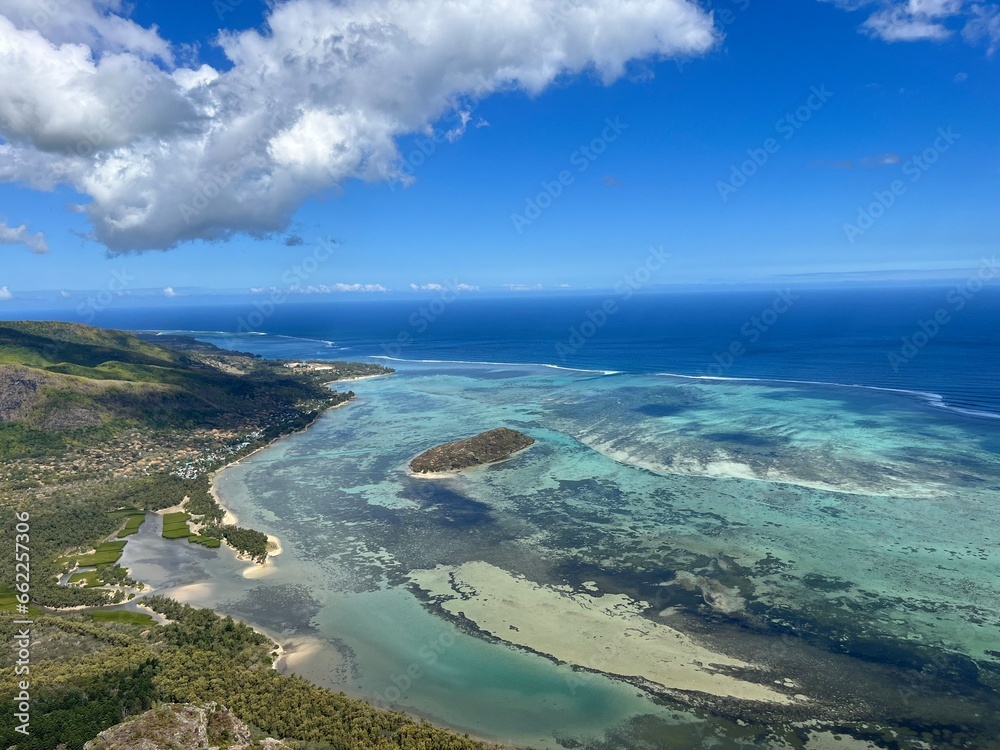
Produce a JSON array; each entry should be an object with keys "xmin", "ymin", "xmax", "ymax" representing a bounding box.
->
[{"xmin": 410, "ymin": 427, "xmax": 534, "ymax": 473}]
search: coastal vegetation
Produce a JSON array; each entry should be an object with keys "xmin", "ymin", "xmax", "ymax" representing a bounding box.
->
[
  {"xmin": 182, "ymin": 476, "xmax": 225, "ymax": 523},
  {"xmin": 0, "ymin": 323, "xmax": 501, "ymax": 749},
  {"xmin": 0, "ymin": 597, "xmax": 503, "ymax": 750},
  {"xmin": 206, "ymin": 525, "xmax": 270, "ymax": 563},
  {"xmin": 188, "ymin": 534, "xmax": 223, "ymax": 549},
  {"xmin": 0, "ymin": 322, "xmax": 389, "ymax": 485},
  {"xmin": 73, "ymin": 540, "xmax": 128, "ymax": 567},
  {"xmin": 410, "ymin": 427, "xmax": 535, "ymax": 473}
]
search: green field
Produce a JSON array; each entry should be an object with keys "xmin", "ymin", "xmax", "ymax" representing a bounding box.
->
[
  {"xmin": 161, "ymin": 512, "xmax": 193, "ymax": 539},
  {"xmin": 68, "ymin": 570, "xmax": 103, "ymax": 587},
  {"xmin": 74, "ymin": 540, "xmax": 128, "ymax": 567},
  {"xmin": 88, "ymin": 609, "xmax": 156, "ymax": 626},
  {"xmin": 116, "ymin": 513, "xmax": 147, "ymax": 537},
  {"xmin": 188, "ymin": 535, "xmax": 222, "ymax": 548}
]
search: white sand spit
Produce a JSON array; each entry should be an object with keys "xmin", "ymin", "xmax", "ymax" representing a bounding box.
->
[
  {"xmin": 169, "ymin": 583, "xmax": 213, "ymax": 603},
  {"xmin": 242, "ymin": 535, "xmax": 283, "ymax": 579}
]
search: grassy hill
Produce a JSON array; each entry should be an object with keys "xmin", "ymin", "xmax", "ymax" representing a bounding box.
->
[
  {"xmin": 0, "ymin": 322, "xmax": 327, "ymax": 463},
  {"xmin": 0, "ymin": 320, "xmax": 190, "ymax": 369},
  {"xmin": 0, "ymin": 321, "xmax": 396, "ymax": 473}
]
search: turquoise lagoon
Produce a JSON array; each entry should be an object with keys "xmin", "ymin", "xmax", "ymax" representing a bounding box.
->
[{"xmin": 121, "ymin": 355, "xmax": 1000, "ymax": 749}]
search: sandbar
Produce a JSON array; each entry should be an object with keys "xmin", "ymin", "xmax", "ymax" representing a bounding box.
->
[{"xmin": 409, "ymin": 561, "xmax": 796, "ymax": 704}]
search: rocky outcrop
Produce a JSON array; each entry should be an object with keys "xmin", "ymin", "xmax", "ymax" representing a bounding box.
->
[
  {"xmin": 84, "ymin": 703, "xmax": 287, "ymax": 750},
  {"xmin": 667, "ymin": 571, "xmax": 746, "ymax": 615},
  {"xmin": 410, "ymin": 427, "xmax": 534, "ymax": 473},
  {"xmin": 0, "ymin": 366, "xmax": 43, "ymax": 422}
]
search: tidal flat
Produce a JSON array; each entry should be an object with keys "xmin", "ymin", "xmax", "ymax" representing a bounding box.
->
[{"xmin": 121, "ymin": 355, "xmax": 1000, "ymax": 749}]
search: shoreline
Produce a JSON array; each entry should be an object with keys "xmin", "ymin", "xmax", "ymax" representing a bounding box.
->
[
  {"xmin": 205, "ymin": 384, "xmax": 368, "ymax": 532},
  {"xmin": 149, "ymin": 477, "xmax": 283, "ymax": 576},
  {"xmin": 323, "ymin": 372, "xmax": 390, "ymax": 384},
  {"xmin": 189, "ymin": 384, "xmax": 530, "ymax": 746},
  {"xmin": 194, "ymin": 369, "xmax": 392, "ymax": 553},
  {"xmin": 155, "ymin": 582, "xmax": 325, "ymax": 673},
  {"xmin": 110, "ymin": 392, "xmax": 356, "ymax": 668}
]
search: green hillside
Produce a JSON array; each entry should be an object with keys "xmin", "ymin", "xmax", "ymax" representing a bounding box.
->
[
  {"xmin": 0, "ymin": 321, "xmax": 369, "ymax": 465},
  {"xmin": 0, "ymin": 321, "xmax": 188, "ymax": 369}
]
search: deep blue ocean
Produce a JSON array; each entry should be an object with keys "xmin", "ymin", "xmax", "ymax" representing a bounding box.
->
[{"xmin": 15, "ymin": 285, "xmax": 1000, "ymax": 416}]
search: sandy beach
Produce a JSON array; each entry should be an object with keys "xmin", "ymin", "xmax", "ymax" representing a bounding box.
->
[
  {"xmin": 168, "ymin": 582, "xmax": 214, "ymax": 602},
  {"xmin": 407, "ymin": 467, "xmax": 459, "ymax": 480},
  {"xmin": 272, "ymin": 635, "xmax": 325, "ymax": 671},
  {"xmin": 206, "ymin": 477, "xmax": 283, "ymax": 576},
  {"xmin": 155, "ymin": 483, "xmax": 279, "ymax": 577},
  {"xmin": 409, "ymin": 561, "xmax": 798, "ymax": 705},
  {"xmin": 325, "ymin": 373, "xmax": 390, "ymax": 384},
  {"xmin": 241, "ymin": 534, "xmax": 282, "ymax": 578}
]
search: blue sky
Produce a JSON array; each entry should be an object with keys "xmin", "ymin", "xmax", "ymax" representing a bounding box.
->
[{"xmin": 0, "ymin": 0, "xmax": 998, "ymax": 299}]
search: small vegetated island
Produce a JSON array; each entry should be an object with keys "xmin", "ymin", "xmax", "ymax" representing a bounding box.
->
[{"xmin": 410, "ymin": 427, "xmax": 534, "ymax": 473}]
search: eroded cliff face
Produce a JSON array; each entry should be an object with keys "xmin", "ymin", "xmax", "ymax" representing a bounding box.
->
[{"xmin": 410, "ymin": 427, "xmax": 535, "ymax": 473}]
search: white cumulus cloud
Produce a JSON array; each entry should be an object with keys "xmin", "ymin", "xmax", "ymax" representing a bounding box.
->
[
  {"xmin": 824, "ymin": 0, "xmax": 1000, "ymax": 49},
  {"xmin": 0, "ymin": 0, "xmax": 172, "ymax": 60},
  {"xmin": 0, "ymin": 0, "xmax": 719, "ymax": 252},
  {"xmin": 0, "ymin": 220, "xmax": 48, "ymax": 253},
  {"xmin": 962, "ymin": 3, "xmax": 1000, "ymax": 54},
  {"xmin": 863, "ymin": 6, "xmax": 954, "ymax": 41},
  {"xmin": 410, "ymin": 282, "xmax": 480, "ymax": 291},
  {"xmin": 289, "ymin": 283, "xmax": 387, "ymax": 293},
  {"xmin": 0, "ymin": 286, "xmax": 13, "ymax": 300},
  {"xmin": 330, "ymin": 283, "xmax": 387, "ymax": 293}
]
